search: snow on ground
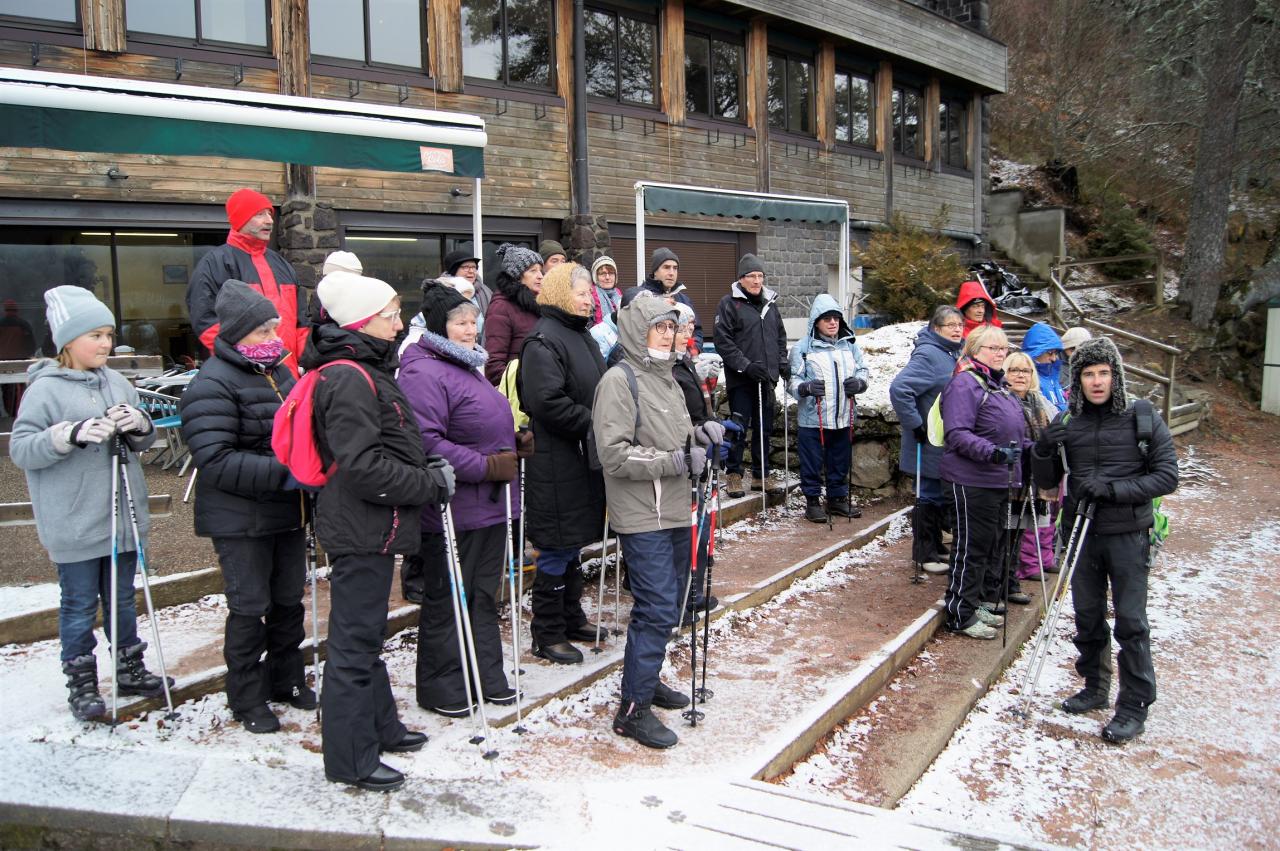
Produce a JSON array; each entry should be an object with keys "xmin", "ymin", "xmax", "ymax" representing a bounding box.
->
[
  {"xmin": 0, "ymin": 581, "xmax": 60, "ymax": 620},
  {"xmin": 853, "ymin": 320, "xmax": 924, "ymax": 424},
  {"xmin": 990, "ymin": 157, "xmax": 1040, "ymax": 188}
]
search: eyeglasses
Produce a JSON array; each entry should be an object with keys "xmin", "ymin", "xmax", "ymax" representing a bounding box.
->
[
  {"xmin": 375, "ymin": 308, "xmax": 401, "ymax": 320},
  {"xmin": 1007, "ymin": 367, "xmax": 1034, "ymax": 375},
  {"xmin": 939, "ymin": 322, "xmax": 964, "ymax": 330},
  {"xmin": 651, "ymin": 321, "xmax": 677, "ymax": 333},
  {"xmin": 980, "ymin": 345, "xmax": 1009, "ymax": 353}
]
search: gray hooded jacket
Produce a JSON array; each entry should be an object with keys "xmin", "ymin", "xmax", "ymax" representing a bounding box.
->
[
  {"xmin": 591, "ymin": 297, "xmax": 696, "ymax": 535},
  {"xmin": 10, "ymin": 360, "xmax": 156, "ymax": 563}
]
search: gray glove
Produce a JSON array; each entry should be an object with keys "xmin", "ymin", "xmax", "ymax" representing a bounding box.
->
[
  {"xmin": 670, "ymin": 446, "xmax": 708, "ymax": 477},
  {"xmin": 694, "ymin": 421, "xmax": 726, "ymax": 447},
  {"xmin": 426, "ymin": 454, "xmax": 456, "ymax": 503},
  {"xmin": 71, "ymin": 418, "xmax": 117, "ymax": 447},
  {"xmin": 106, "ymin": 403, "xmax": 152, "ymax": 435}
]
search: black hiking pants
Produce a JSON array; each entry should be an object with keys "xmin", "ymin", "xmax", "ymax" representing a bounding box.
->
[{"xmin": 943, "ymin": 482, "xmax": 1004, "ymax": 631}]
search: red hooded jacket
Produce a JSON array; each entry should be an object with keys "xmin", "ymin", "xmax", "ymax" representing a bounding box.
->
[{"xmin": 955, "ymin": 280, "xmax": 1001, "ymax": 338}]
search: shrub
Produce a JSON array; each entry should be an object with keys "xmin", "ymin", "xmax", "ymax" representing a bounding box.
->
[
  {"xmin": 856, "ymin": 211, "xmax": 969, "ymax": 322},
  {"xmin": 1086, "ymin": 191, "xmax": 1155, "ymax": 280}
]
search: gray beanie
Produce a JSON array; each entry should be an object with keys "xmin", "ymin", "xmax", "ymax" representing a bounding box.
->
[
  {"xmin": 216, "ymin": 280, "xmax": 279, "ymax": 343},
  {"xmin": 737, "ymin": 253, "xmax": 766, "ymax": 278},
  {"xmin": 650, "ymin": 247, "xmax": 679, "ymax": 277},
  {"xmin": 496, "ymin": 243, "xmax": 543, "ymax": 281},
  {"xmin": 44, "ymin": 285, "xmax": 115, "ymax": 351}
]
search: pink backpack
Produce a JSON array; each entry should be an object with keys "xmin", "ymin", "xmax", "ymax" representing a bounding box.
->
[{"xmin": 272, "ymin": 360, "xmax": 376, "ymax": 487}]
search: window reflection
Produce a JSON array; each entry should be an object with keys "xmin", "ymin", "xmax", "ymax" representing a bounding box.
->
[{"xmin": 463, "ymin": 0, "xmax": 552, "ymax": 89}]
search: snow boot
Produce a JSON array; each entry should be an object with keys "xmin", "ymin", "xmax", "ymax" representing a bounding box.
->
[
  {"xmin": 651, "ymin": 680, "xmax": 691, "ymax": 710},
  {"xmin": 273, "ymin": 683, "xmax": 318, "ymax": 711},
  {"xmin": 116, "ymin": 642, "xmax": 173, "ymax": 697},
  {"xmin": 529, "ymin": 569, "xmax": 583, "ymax": 665},
  {"xmin": 62, "ymin": 655, "xmax": 105, "ymax": 721},
  {"xmin": 827, "ymin": 497, "xmax": 861, "ymax": 518},
  {"xmin": 1061, "ymin": 688, "xmax": 1110, "ymax": 715},
  {"xmin": 561, "ymin": 559, "xmax": 606, "ymax": 642},
  {"xmin": 804, "ymin": 496, "xmax": 828, "ymax": 524},
  {"xmin": 613, "ymin": 700, "xmax": 678, "ymax": 749},
  {"xmin": 233, "ymin": 703, "xmax": 281, "ymax": 734},
  {"xmin": 1101, "ymin": 713, "xmax": 1144, "ymax": 743}
]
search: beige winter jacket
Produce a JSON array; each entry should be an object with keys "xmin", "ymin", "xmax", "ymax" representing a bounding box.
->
[{"xmin": 591, "ymin": 296, "xmax": 696, "ymax": 534}]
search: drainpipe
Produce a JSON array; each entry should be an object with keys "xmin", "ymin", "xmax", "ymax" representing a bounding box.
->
[{"xmin": 571, "ymin": 0, "xmax": 591, "ymax": 216}]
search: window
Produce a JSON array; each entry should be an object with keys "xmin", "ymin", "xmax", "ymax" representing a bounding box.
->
[
  {"xmin": 585, "ymin": 5, "xmax": 657, "ymax": 106},
  {"xmin": 685, "ymin": 30, "xmax": 742, "ymax": 121},
  {"xmin": 939, "ymin": 97, "xmax": 969, "ymax": 169},
  {"xmin": 310, "ymin": 0, "xmax": 423, "ymax": 69},
  {"xmin": 767, "ymin": 52, "xmax": 813, "ymax": 135},
  {"xmin": 126, "ymin": 0, "xmax": 269, "ymax": 48},
  {"xmin": 892, "ymin": 84, "xmax": 923, "ymax": 159},
  {"xmin": 0, "ymin": 0, "xmax": 77, "ymax": 23},
  {"xmin": 461, "ymin": 0, "xmax": 553, "ymax": 90},
  {"xmin": 834, "ymin": 70, "xmax": 874, "ymax": 148}
]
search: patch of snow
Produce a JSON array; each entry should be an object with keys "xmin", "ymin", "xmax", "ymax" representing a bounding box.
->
[{"xmin": 0, "ymin": 582, "xmax": 61, "ymax": 620}]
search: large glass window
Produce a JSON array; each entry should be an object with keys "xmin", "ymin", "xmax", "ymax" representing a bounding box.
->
[
  {"xmin": 892, "ymin": 85, "xmax": 923, "ymax": 160},
  {"xmin": 685, "ymin": 30, "xmax": 742, "ymax": 121},
  {"xmin": 461, "ymin": 0, "xmax": 553, "ymax": 89},
  {"xmin": 835, "ymin": 69, "xmax": 874, "ymax": 148},
  {"xmin": 0, "ymin": 0, "xmax": 77, "ymax": 23},
  {"xmin": 767, "ymin": 52, "xmax": 813, "ymax": 135},
  {"xmin": 126, "ymin": 0, "xmax": 269, "ymax": 48},
  {"xmin": 585, "ymin": 5, "xmax": 657, "ymax": 106},
  {"xmin": 939, "ymin": 97, "xmax": 969, "ymax": 169},
  {"xmin": 310, "ymin": 0, "xmax": 423, "ymax": 69}
]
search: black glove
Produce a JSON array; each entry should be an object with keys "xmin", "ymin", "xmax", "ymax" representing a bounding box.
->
[
  {"xmin": 515, "ymin": 428, "xmax": 535, "ymax": 459},
  {"xmin": 1077, "ymin": 477, "xmax": 1113, "ymax": 502},
  {"xmin": 779, "ymin": 363, "xmax": 791, "ymax": 381},
  {"xmin": 744, "ymin": 363, "xmax": 770, "ymax": 384},
  {"xmin": 426, "ymin": 454, "xmax": 456, "ymax": 503},
  {"xmin": 798, "ymin": 380, "xmax": 825, "ymax": 398},
  {"xmin": 991, "ymin": 445, "xmax": 1019, "ymax": 466},
  {"xmin": 1035, "ymin": 420, "xmax": 1068, "ymax": 454},
  {"xmin": 842, "ymin": 376, "xmax": 868, "ymax": 396},
  {"xmin": 913, "ymin": 425, "xmax": 928, "ymax": 445}
]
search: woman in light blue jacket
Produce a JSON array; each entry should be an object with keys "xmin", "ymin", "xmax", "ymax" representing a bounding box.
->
[{"xmin": 788, "ymin": 294, "xmax": 869, "ymax": 524}]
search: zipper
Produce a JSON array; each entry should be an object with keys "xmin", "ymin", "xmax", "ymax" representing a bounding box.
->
[{"xmin": 380, "ymin": 507, "xmax": 400, "ymax": 554}]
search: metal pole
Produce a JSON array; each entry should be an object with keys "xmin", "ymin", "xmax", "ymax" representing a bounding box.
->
[
  {"xmin": 635, "ymin": 185, "xmax": 646, "ymax": 286},
  {"xmin": 472, "ymin": 177, "xmax": 484, "ymax": 281},
  {"xmin": 571, "ymin": 0, "xmax": 590, "ymax": 218}
]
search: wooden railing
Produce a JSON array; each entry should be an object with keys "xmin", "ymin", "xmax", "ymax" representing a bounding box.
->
[{"xmin": 1052, "ymin": 253, "xmax": 1166, "ymax": 307}]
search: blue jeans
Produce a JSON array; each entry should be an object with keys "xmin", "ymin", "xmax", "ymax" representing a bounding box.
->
[
  {"xmin": 57, "ymin": 552, "xmax": 141, "ymax": 662},
  {"xmin": 535, "ymin": 546, "xmax": 579, "ymax": 577},
  {"xmin": 797, "ymin": 427, "xmax": 851, "ymax": 498},
  {"xmin": 618, "ymin": 525, "xmax": 690, "ymax": 704}
]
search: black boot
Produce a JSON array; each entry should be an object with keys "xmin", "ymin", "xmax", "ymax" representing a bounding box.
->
[
  {"xmin": 612, "ymin": 700, "xmax": 678, "ymax": 749},
  {"xmin": 400, "ymin": 553, "xmax": 425, "ymax": 604},
  {"xmin": 62, "ymin": 655, "xmax": 105, "ymax": 721},
  {"xmin": 561, "ymin": 558, "xmax": 605, "ymax": 642},
  {"xmin": 827, "ymin": 496, "xmax": 861, "ymax": 518},
  {"xmin": 1061, "ymin": 687, "xmax": 1110, "ymax": 715},
  {"xmin": 116, "ymin": 642, "xmax": 173, "ymax": 698},
  {"xmin": 1101, "ymin": 713, "xmax": 1145, "ymax": 743},
  {"xmin": 652, "ymin": 680, "xmax": 691, "ymax": 710},
  {"xmin": 529, "ymin": 569, "xmax": 583, "ymax": 664},
  {"xmin": 804, "ymin": 496, "xmax": 828, "ymax": 524}
]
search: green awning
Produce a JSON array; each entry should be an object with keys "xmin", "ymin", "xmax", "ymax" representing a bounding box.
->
[
  {"xmin": 0, "ymin": 68, "xmax": 486, "ymax": 177},
  {"xmin": 642, "ymin": 185, "xmax": 847, "ymax": 224}
]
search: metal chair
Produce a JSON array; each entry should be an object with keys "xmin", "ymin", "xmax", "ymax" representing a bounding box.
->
[{"xmin": 136, "ymin": 389, "xmax": 189, "ymax": 472}]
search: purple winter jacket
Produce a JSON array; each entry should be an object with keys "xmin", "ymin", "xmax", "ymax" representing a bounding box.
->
[
  {"xmin": 938, "ymin": 361, "xmax": 1029, "ymax": 489},
  {"xmin": 398, "ymin": 331, "xmax": 522, "ymax": 533}
]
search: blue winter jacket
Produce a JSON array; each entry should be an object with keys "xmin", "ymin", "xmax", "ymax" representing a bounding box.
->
[
  {"xmin": 787, "ymin": 294, "xmax": 869, "ymax": 430},
  {"xmin": 1020, "ymin": 323, "xmax": 1067, "ymax": 413},
  {"xmin": 889, "ymin": 324, "xmax": 962, "ymax": 478}
]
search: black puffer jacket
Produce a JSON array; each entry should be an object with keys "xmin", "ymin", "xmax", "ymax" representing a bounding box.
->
[
  {"xmin": 1031, "ymin": 402, "xmax": 1178, "ymax": 535},
  {"xmin": 301, "ymin": 321, "xmax": 448, "ymax": 556},
  {"xmin": 517, "ymin": 306, "xmax": 607, "ymax": 549},
  {"xmin": 673, "ymin": 355, "xmax": 710, "ymax": 426},
  {"xmin": 713, "ymin": 281, "xmax": 788, "ymax": 389},
  {"xmin": 180, "ymin": 338, "xmax": 301, "ymax": 538}
]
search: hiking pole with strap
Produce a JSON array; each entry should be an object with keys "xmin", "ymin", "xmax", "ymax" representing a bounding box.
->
[
  {"xmin": 305, "ymin": 492, "xmax": 322, "ymax": 721},
  {"xmin": 503, "ymin": 482, "xmax": 528, "ymax": 734},
  {"xmin": 781, "ymin": 384, "xmax": 790, "ymax": 515},
  {"xmin": 846, "ymin": 394, "xmax": 856, "ymax": 524},
  {"xmin": 681, "ymin": 435, "xmax": 707, "ymax": 726},
  {"xmin": 115, "ymin": 436, "xmax": 176, "ymax": 719},
  {"xmin": 677, "ymin": 450, "xmax": 715, "ymax": 621},
  {"xmin": 757, "ymin": 383, "xmax": 767, "ymax": 515},
  {"xmin": 999, "ymin": 442, "xmax": 1019, "ymax": 648},
  {"xmin": 816, "ymin": 396, "xmax": 832, "ymax": 531},
  {"xmin": 109, "ymin": 436, "xmax": 121, "ymax": 725},
  {"xmin": 440, "ymin": 504, "xmax": 497, "ymax": 759},
  {"xmin": 912, "ymin": 443, "xmax": 927, "ymax": 584},
  {"xmin": 593, "ymin": 511, "xmax": 610, "ymax": 654},
  {"xmin": 1029, "ymin": 494, "xmax": 1050, "ymax": 614},
  {"xmin": 696, "ymin": 442, "xmax": 723, "ymax": 708}
]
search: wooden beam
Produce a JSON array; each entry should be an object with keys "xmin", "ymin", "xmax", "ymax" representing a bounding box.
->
[
  {"xmin": 556, "ymin": 0, "xmax": 573, "ymax": 101},
  {"xmin": 275, "ymin": 0, "xmax": 313, "ymax": 198},
  {"xmin": 662, "ymin": 0, "xmax": 686, "ymax": 125},
  {"xmin": 81, "ymin": 0, "xmax": 125, "ymax": 53},
  {"xmin": 816, "ymin": 41, "xmax": 835, "ymax": 151},
  {"xmin": 924, "ymin": 78, "xmax": 940, "ymax": 167},
  {"xmin": 429, "ymin": 0, "xmax": 463, "ymax": 93},
  {"xmin": 746, "ymin": 19, "xmax": 769, "ymax": 193},
  {"xmin": 878, "ymin": 60, "xmax": 893, "ymax": 220}
]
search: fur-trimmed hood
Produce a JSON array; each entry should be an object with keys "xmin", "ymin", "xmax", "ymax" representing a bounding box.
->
[{"xmin": 1068, "ymin": 336, "xmax": 1127, "ymax": 415}]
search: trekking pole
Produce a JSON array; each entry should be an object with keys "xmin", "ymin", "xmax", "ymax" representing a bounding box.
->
[
  {"xmin": 305, "ymin": 493, "xmax": 322, "ymax": 721},
  {"xmin": 816, "ymin": 397, "xmax": 832, "ymax": 531},
  {"xmin": 115, "ymin": 437, "xmax": 176, "ymax": 719},
  {"xmin": 846, "ymin": 394, "xmax": 856, "ymax": 524},
  {"xmin": 1030, "ymin": 494, "xmax": 1050, "ymax": 615},
  {"xmin": 677, "ymin": 452, "xmax": 715, "ymax": 621},
  {"xmin": 1018, "ymin": 499, "xmax": 1095, "ymax": 720},
  {"xmin": 912, "ymin": 443, "xmax": 926, "ymax": 584},
  {"xmin": 440, "ymin": 505, "xmax": 497, "ymax": 758},
  {"xmin": 999, "ymin": 442, "xmax": 1019, "ymax": 646},
  {"xmin": 681, "ymin": 436, "xmax": 706, "ymax": 726},
  {"xmin": 757, "ymin": 383, "xmax": 767, "ymax": 515},
  {"xmin": 518, "ymin": 456, "xmax": 527, "ymax": 624},
  {"xmin": 109, "ymin": 438, "xmax": 121, "ymax": 725},
  {"xmin": 593, "ymin": 511, "xmax": 610, "ymax": 653},
  {"xmin": 781, "ymin": 386, "xmax": 790, "ymax": 515},
  {"xmin": 696, "ymin": 444, "xmax": 722, "ymax": 707},
  {"xmin": 503, "ymin": 483, "xmax": 528, "ymax": 734}
]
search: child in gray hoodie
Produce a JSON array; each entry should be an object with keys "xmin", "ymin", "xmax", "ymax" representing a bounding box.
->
[{"xmin": 10, "ymin": 286, "xmax": 171, "ymax": 721}]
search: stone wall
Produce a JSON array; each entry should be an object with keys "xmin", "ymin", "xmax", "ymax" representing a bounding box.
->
[
  {"xmin": 277, "ymin": 197, "xmax": 340, "ymax": 287},
  {"xmin": 908, "ymin": 0, "xmax": 991, "ymax": 34},
  {"xmin": 755, "ymin": 219, "xmax": 848, "ymax": 322}
]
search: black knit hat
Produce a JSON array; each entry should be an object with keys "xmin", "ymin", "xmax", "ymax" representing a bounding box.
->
[
  {"xmin": 442, "ymin": 247, "xmax": 480, "ymax": 276},
  {"xmin": 650, "ymin": 247, "xmax": 679, "ymax": 276},
  {"xmin": 737, "ymin": 253, "xmax": 765, "ymax": 278},
  {"xmin": 421, "ymin": 279, "xmax": 472, "ymax": 336},
  {"xmin": 1068, "ymin": 336, "xmax": 1127, "ymax": 415},
  {"xmin": 215, "ymin": 280, "xmax": 278, "ymax": 343}
]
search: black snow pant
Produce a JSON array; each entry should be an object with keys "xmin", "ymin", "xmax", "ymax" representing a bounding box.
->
[
  {"xmin": 726, "ymin": 382, "xmax": 775, "ymax": 479},
  {"xmin": 1071, "ymin": 529, "xmax": 1156, "ymax": 720},
  {"xmin": 213, "ymin": 531, "xmax": 306, "ymax": 712},
  {"xmin": 943, "ymin": 482, "xmax": 1004, "ymax": 631},
  {"xmin": 321, "ymin": 552, "xmax": 408, "ymax": 784},
  {"xmin": 415, "ymin": 525, "xmax": 509, "ymax": 709}
]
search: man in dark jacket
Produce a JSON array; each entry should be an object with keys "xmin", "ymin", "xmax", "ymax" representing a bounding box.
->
[
  {"xmin": 1032, "ymin": 337, "xmax": 1178, "ymax": 744},
  {"xmin": 187, "ymin": 188, "xmax": 308, "ymax": 377},
  {"xmin": 713, "ymin": 254, "xmax": 788, "ymax": 497},
  {"xmin": 622, "ymin": 247, "xmax": 703, "ymax": 347}
]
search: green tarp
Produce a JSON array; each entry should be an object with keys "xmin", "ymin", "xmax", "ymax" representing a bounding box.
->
[{"xmin": 642, "ymin": 186, "xmax": 845, "ymax": 224}]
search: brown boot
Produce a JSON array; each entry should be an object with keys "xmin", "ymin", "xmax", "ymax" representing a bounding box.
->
[{"xmin": 726, "ymin": 473, "xmax": 745, "ymax": 498}]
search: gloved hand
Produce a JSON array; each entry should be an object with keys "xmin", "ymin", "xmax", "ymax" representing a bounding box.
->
[
  {"xmin": 912, "ymin": 425, "xmax": 928, "ymax": 445},
  {"xmin": 720, "ymin": 418, "xmax": 744, "ymax": 438},
  {"xmin": 744, "ymin": 363, "xmax": 770, "ymax": 384},
  {"xmin": 70, "ymin": 418, "xmax": 117, "ymax": 447},
  {"xmin": 779, "ymin": 363, "xmax": 791, "ymax": 381},
  {"xmin": 798, "ymin": 380, "xmax": 825, "ymax": 398},
  {"xmin": 695, "ymin": 421, "xmax": 726, "ymax": 447},
  {"xmin": 991, "ymin": 445, "xmax": 1019, "ymax": 466},
  {"xmin": 105, "ymin": 403, "xmax": 152, "ymax": 435},
  {"xmin": 1035, "ymin": 420, "xmax": 1068, "ymax": 454},
  {"xmin": 842, "ymin": 376, "xmax": 868, "ymax": 396},
  {"xmin": 515, "ymin": 428, "xmax": 535, "ymax": 459},
  {"xmin": 49, "ymin": 421, "xmax": 76, "ymax": 455},
  {"xmin": 483, "ymin": 451, "xmax": 518, "ymax": 482},
  {"xmin": 718, "ymin": 441, "xmax": 731, "ymax": 463},
  {"xmin": 670, "ymin": 446, "xmax": 709, "ymax": 477},
  {"xmin": 1076, "ymin": 477, "xmax": 1113, "ymax": 502},
  {"xmin": 426, "ymin": 454, "xmax": 457, "ymax": 503}
]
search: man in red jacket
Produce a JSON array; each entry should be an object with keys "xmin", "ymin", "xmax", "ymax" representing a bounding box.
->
[{"xmin": 187, "ymin": 188, "xmax": 308, "ymax": 376}]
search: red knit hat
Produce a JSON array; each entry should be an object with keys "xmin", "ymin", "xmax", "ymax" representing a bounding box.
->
[{"xmin": 225, "ymin": 188, "xmax": 274, "ymax": 231}]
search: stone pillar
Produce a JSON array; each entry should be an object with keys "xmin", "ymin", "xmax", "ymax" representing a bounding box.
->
[
  {"xmin": 277, "ymin": 200, "xmax": 339, "ymax": 287},
  {"xmin": 563, "ymin": 214, "xmax": 611, "ymax": 268}
]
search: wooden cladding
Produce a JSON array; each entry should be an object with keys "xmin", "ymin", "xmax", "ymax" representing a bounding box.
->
[
  {"xmin": 429, "ymin": 0, "xmax": 464, "ymax": 93},
  {"xmin": 661, "ymin": 0, "xmax": 686, "ymax": 124},
  {"xmin": 815, "ymin": 41, "xmax": 835, "ymax": 151},
  {"xmin": 80, "ymin": 0, "xmax": 124, "ymax": 54}
]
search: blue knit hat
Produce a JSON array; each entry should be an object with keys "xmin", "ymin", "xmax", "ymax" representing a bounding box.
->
[{"xmin": 44, "ymin": 286, "xmax": 115, "ymax": 351}]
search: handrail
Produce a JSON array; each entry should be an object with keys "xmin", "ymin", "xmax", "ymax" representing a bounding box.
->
[{"xmin": 1053, "ymin": 252, "xmax": 1166, "ymax": 307}]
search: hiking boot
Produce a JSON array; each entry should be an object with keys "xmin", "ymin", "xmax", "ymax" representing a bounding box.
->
[
  {"xmin": 62, "ymin": 655, "xmax": 105, "ymax": 721},
  {"xmin": 273, "ymin": 683, "xmax": 317, "ymax": 711},
  {"xmin": 980, "ymin": 600, "xmax": 1007, "ymax": 616},
  {"xmin": 955, "ymin": 620, "xmax": 997, "ymax": 640},
  {"xmin": 116, "ymin": 642, "xmax": 173, "ymax": 698},
  {"xmin": 566, "ymin": 622, "xmax": 607, "ymax": 642},
  {"xmin": 765, "ymin": 473, "xmax": 788, "ymax": 495},
  {"xmin": 327, "ymin": 762, "xmax": 404, "ymax": 792},
  {"xmin": 613, "ymin": 701, "xmax": 678, "ymax": 749},
  {"xmin": 726, "ymin": 473, "xmax": 745, "ymax": 498},
  {"xmin": 1007, "ymin": 591, "xmax": 1033, "ymax": 605},
  {"xmin": 827, "ymin": 497, "xmax": 861, "ymax": 518},
  {"xmin": 382, "ymin": 731, "xmax": 428, "ymax": 753},
  {"xmin": 922, "ymin": 561, "xmax": 949, "ymax": 574},
  {"xmin": 531, "ymin": 639, "xmax": 583, "ymax": 665},
  {"xmin": 233, "ymin": 703, "xmax": 281, "ymax": 734},
  {"xmin": 749, "ymin": 475, "xmax": 763, "ymax": 492},
  {"xmin": 687, "ymin": 594, "xmax": 718, "ymax": 613},
  {"xmin": 804, "ymin": 496, "xmax": 828, "ymax": 524},
  {"xmin": 1061, "ymin": 689, "xmax": 1110, "ymax": 715},
  {"xmin": 424, "ymin": 701, "xmax": 476, "ymax": 718},
  {"xmin": 652, "ymin": 680, "xmax": 691, "ymax": 710},
  {"xmin": 1101, "ymin": 714, "xmax": 1144, "ymax": 743},
  {"xmin": 973, "ymin": 607, "xmax": 1004, "ymax": 628},
  {"xmin": 485, "ymin": 687, "xmax": 521, "ymax": 706}
]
